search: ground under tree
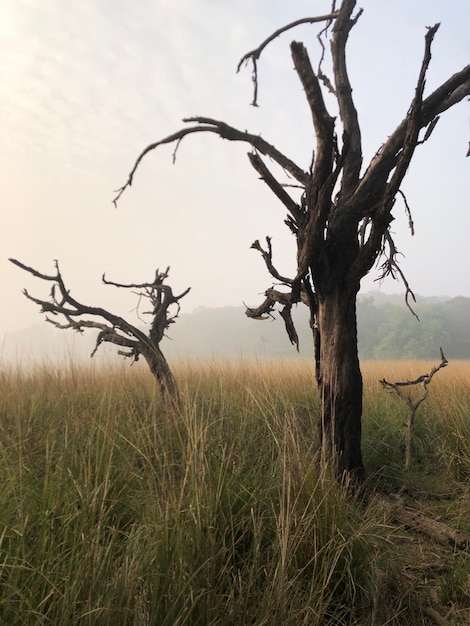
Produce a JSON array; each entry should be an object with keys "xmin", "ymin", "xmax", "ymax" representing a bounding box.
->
[{"xmin": 114, "ymin": 0, "xmax": 470, "ymax": 479}]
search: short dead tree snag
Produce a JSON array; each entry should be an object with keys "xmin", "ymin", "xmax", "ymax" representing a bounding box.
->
[
  {"xmin": 380, "ymin": 349, "xmax": 448, "ymax": 471},
  {"xmin": 10, "ymin": 258, "xmax": 190, "ymax": 404}
]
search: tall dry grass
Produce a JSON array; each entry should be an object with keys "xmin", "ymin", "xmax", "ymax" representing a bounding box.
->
[{"xmin": 0, "ymin": 358, "xmax": 469, "ymax": 624}]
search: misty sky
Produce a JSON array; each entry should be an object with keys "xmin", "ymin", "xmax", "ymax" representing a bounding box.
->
[{"xmin": 1, "ymin": 0, "xmax": 469, "ymax": 342}]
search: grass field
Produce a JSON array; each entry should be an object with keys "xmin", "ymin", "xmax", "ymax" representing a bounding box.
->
[{"xmin": 0, "ymin": 358, "xmax": 469, "ymax": 625}]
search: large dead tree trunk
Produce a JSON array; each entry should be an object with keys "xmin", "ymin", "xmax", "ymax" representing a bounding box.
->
[
  {"xmin": 317, "ymin": 286, "xmax": 363, "ymax": 477},
  {"xmin": 141, "ymin": 336, "xmax": 179, "ymax": 400},
  {"xmin": 113, "ymin": 0, "xmax": 470, "ymax": 479}
]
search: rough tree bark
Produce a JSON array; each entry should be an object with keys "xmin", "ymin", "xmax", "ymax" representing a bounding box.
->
[
  {"xmin": 113, "ymin": 0, "xmax": 470, "ymax": 479},
  {"xmin": 9, "ymin": 259, "xmax": 189, "ymax": 403}
]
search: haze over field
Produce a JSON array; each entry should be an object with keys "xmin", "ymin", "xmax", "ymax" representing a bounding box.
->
[
  {"xmin": 1, "ymin": 1, "xmax": 469, "ymax": 353},
  {"xmin": 2, "ymin": 293, "xmax": 469, "ymax": 366}
]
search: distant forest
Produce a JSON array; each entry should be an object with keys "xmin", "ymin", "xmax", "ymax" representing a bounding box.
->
[
  {"xmin": 4, "ymin": 293, "xmax": 470, "ymax": 362},
  {"xmin": 164, "ymin": 292, "xmax": 470, "ymax": 360},
  {"xmin": 356, "ymin": 294, "xmax": 470, "ymax": 359}
]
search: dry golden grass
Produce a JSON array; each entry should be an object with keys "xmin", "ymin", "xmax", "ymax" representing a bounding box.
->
[{"xmin": 0, "ymin": 357, "xmax": 469, "ymax": 625}]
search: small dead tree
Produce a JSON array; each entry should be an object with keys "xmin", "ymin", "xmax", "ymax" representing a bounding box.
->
[
  {"xmin": 113, "ymin": 1, "xmax": 470, "ymax": 479},
  {"xmin": 10, "ymin": 258, "xmax": 189, "ymax": 402},
  {"xmin": 380, "ymin": 349, "xmax": 448, "ymax": 471}
]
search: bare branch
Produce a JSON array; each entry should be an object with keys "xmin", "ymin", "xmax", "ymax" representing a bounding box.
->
[
  {"xmin": 349, "ymin": 53, "xmax": 469, "ymax": 285},
  {"xmin": 418, "ymin": 116, "xmax": 440, "ymax": 145},
  {"xmin": 331, "ymin": 0, "xmax": 363, "ymax": 197},
  {"xmin": 375, "ymin": 230, "xmax": 419, "ymax": 320},
  {"xmin": 397, "ymin": 189, "xmax": 415, "ymax": 236},
  {"xmin": 245, "ymin": 287, "xmax": 300, "ymax": 351},
  {"xmin": 353, "ymin": 65, "xmax": 470, "ymax": 221},
  {"xmin": 9, "ymin": 258, "xmax": 57, "ymax": 283},
  {"xmin": 113, "ymin": 117, "xmax": 308, "ymax": 205},
  {"xmin": 382, "ymin": 348, "xmax": 448, "ymax": 390},
  {"xmin": 291, "ymin": 42, "xmax": 335, "ymax": 188},
  {"xmin": 236, "ymin": 12, "xmax": 340, "ymax": 106},
  {"xmin": 379, "ymin": 24, "xmax": 440, "ymax": 210},
  {"xmin": 46, "ymin": 316, "xmax": 112, "ymax": 335},
  {"xmin": 91, "ymin": 328, "xmax": 139, "ymax": 359},
  {"xmin": 102, "ymin": 270, "xmax": 190, "ymax": 309},
  {"xmin": 250, "ymin": 237, "xmax": 293, "ymax": 285},
  {"xmin": 102, "ymin": 273, "xmax": 165, "ymax": 290},
  {"xmin": 244, "ymin": 296, "xmax": 275, "ymax": 321},
  {"xmin": 316, "ymin": 4, "xmax": 337, "ymax": 94},
  {"xmin": 13, "ymin": 260, "xmax": 148, "ymax": 337},
  {"xmin": 247, "ymin": 152, "xmax": 305, "ymax": 225},
  {"xmin": 279, "ymin": 303, "xmax": 299, "ymax": 351}
]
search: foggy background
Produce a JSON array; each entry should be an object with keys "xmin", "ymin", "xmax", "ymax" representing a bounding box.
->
[
  {"xmin": 1, "ymin": 0, "xmax": 469, "ymax": 364},
  {"xmin": 2, "ymin": 292, "xmax": 469, "ymax": 366}
]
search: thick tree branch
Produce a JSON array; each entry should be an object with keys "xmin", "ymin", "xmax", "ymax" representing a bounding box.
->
[
  {"xmin": 244, "ymin": 294, "xmax": 276, "ymax": 321},
  {"xmin": 331, "ymin": 0, "xmax": 363, "ymax": 197},
  {"xmin": 185, "ymin": 118, "xmax": 307, "ymax": 184},
  {"xmin": 291, "ymin": 42, "xmax": 335, "ymax": 189},
  {"xmin": 289, "ymin": 41, "xmax": 339, "ymax": 294},
  {"xmin": 379, "ymin": 24, "xmax": 440, "ymax": 215},
  {"xmin": 113, "ymin": 117, "xmax": 308, "ymax": 205},
  {"xmin": 349, "ymin": 48, "xmax": 470, "ymax": 283},
  {"xmin": 353, "ymin": 64, "xmax": 470, "ymax": 220},
  {"xmin": 247, "ymin": 152, "xmax": 305, "ymax": 225},
  {"xmin": 245, "ymin": 287, "xmax": 300, "ymax": 351},
  {"xmin": 279, "ymin": 303, "xmax": 299, "ymax": 351}
]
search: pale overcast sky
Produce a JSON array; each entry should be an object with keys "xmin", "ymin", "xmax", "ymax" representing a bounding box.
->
[{"xmin": 1, "ymin": 0, "xmax": 469, "ymax": 341}]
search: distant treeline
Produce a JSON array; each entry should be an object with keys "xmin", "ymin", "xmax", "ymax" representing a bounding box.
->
[
  {"xmin": 4, "ymin": 293, "xmax": 470, "ymax": 363},
  {"xmin": 357, "ymin": 295, "xmax": 470, "ymax": 359},
  {"xmin": 164, "ymin": 293, "xmax": 470, "ymax": 360}
]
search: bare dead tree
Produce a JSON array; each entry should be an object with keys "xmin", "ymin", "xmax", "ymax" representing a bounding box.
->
[
  {"xmin": 113, "ymin": 0, "xmax": 470, "ymax": 480},
  {"xmin": 9, "ymin": 258, "xmax": 190, "ymax": 403},
  {"xmin": 380, "ymin": 349, "xmax": 448, "ymax": 471}
]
